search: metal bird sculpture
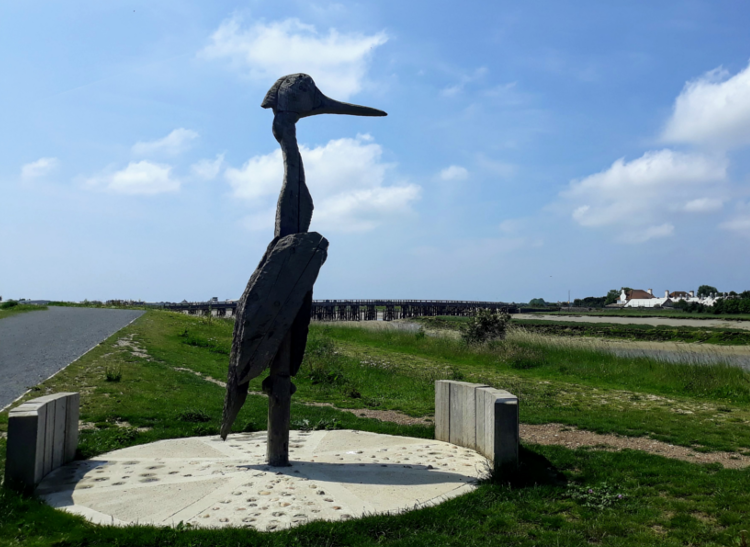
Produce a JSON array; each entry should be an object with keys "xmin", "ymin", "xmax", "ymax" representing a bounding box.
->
[{"xmin": 220, "ymin": 74, "xmax": 386, "ymax": 466}]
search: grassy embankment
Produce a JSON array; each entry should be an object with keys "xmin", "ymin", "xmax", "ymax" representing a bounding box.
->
[
  {"xmin": 1, "ymin": 310, "xmax": 749, "ymax": 546},
  {"xmin": 0, "ymin": 303, "xmax": 48, "ymax": 320},
  {"xmin": 416, "ymin": 315, "xmax": 750, "ymax": 345}
]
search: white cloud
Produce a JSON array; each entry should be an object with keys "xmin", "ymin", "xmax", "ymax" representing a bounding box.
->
[
  {"xmin": 662, "ymin": 60, "xmax": 750, "ymax": 149},
  {"xmin": 21, "ymin": 157, "xmax": 58, "ymax": 179},
  {"xmin": 476, "ymin": 155, "xmax": 517, "ymax": 178},
  {"xmin": 720, "ymin": 216, "xmax": 750, "ymax": 238},
  {"xmin": 438, "ymin": 165, "xmax": 469, "ymax": 182},
  {"xmin": 440, "ymin": 67, "xmax": 488, "ymax": 97},
  {"xmin": 225, "ymin": 134, "xmax": 420, "ymax": 232},
  {"xmin": 225, "ymin": 149, "xmax": 283, "ymax": 201},
  {"xmin": 240, "ymin": 208, "xmax": 276, "ymax": 232},
  {"xmin": 682, "ymin": 197, "xmax": 723, "ymax": 213},
  {"xmin": 412, "ymin": 236, "xmax": 543, "ymax": 262},
  {"xmin": 499, "ymin": 218, "xmax": 526, "ymax": 234},
  {"xmin": 561, "ymin": 149, "xmax": 727, "ymax": 235},
  {"xmin": 720, "ymin": 203, "xmax": 750, "ymax": 238},
  {"xmin": 315, "ymin": 185, "xmax": 420, "ymax": 232},
  {"xmin": 619, "ymin": 223, "xmax": 674, "ymax": 244},
  {"xmin": 200, "ymin": 17, "xmax": 388, "ymax": 100},
  {"xmin": 191, "ymin": 153, "xmax": 225, "ymax": 180},
  {"xmin": 132, "ymin": 128, "xmax": 198, "ymax": 156},
  {"xmin": 86, "ymin": 161, "xmax": 180, "ymax": 195}
]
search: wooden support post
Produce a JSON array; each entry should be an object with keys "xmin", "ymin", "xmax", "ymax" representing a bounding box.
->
[{"xmin": 263, "ymin": 332, "xmax": 295, "ymax": 466}]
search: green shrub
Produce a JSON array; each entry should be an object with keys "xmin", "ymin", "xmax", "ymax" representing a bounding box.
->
[
  {"xmin": 105, "ymin": 366, "xmax": 122, "ymax": 382},
  {"xmin": 460, "ymin": 308, "xmax": 511, "ymax": 344},
  {"xmin": 0, "ymin": 300, "xmax": 19, "ymax": 309},
  {"xmin": 449, "ymin": 366, "xmax": 466, "ymax": 380}
]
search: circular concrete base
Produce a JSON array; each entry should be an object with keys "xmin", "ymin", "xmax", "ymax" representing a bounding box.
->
[{"xmin": 37, "ymin": 430, "xmax": 489, "ymax": 531}]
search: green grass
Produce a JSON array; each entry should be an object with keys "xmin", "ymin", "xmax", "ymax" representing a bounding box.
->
[
  {"xmin": 0, "ymin": 303, "xmax": 48, "ymax": 320},
  {"xmin": 2, "ymin": 311, "xmax": 750, "ymax": 546},
  {"xmin": 542, "ymin": 308, "xmax": 750, "ymax": 321},
  {"xmin": 316, "ymin": 325, "xmax": 750, "ymax": 452},
  {"xmin": 418, "ymin": 314, "xmax": 750, "ymax": 345},
  {"xmin": 514, "ymin": 320, "xmax": 750, "ymax": 344}
]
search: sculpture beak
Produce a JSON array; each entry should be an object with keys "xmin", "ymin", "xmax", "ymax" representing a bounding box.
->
[{"xmin": 305, "ymin": 93, "xmax": 387, "ymax": 118}]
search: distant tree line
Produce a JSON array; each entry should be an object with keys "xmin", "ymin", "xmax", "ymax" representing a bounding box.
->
[
  {"xmin": 569, "ymin": 287, "xmax": 633, "ymax": 308},
  {"xmin": 676, "ymin": 295, "xmax": 750, "ymax": 314}
]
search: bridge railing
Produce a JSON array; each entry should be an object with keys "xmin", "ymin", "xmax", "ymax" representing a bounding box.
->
[{"xmin": 161, "ymin": 300, "xmax": 518, "ymax": 321}]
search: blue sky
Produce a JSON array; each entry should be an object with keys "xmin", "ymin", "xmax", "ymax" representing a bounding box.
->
[{"xmin": 2, "ymin": 1, "xmax": 750, "ymax": 303}]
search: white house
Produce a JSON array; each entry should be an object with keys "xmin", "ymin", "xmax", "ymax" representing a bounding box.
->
[{"xmin": 618, "ymin": 289, "xmax": 719, "ymax": 308}]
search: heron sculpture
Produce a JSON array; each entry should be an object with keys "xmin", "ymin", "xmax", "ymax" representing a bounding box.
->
[{"xmin": 220, "ymin": 74, "xmax": 387, "ymax": 466}]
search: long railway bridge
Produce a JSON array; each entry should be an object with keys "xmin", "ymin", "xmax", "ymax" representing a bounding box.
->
[{"xmin": 162, "ymin": 300, "xmax": 518, "ymax": 321}]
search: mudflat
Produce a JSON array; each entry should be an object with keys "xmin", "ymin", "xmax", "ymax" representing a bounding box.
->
[{"xmin": 515, "ymin": 313, "xmax": 750, "ymax": 331}]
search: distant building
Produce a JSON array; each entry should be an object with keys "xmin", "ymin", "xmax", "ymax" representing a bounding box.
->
[{"xmin": 618, "ymin": 288, "xmax": 719, "ymax": 308}]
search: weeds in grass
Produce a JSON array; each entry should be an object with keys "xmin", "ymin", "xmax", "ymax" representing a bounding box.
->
[
  {"xmin": 191, "ymin": 424, "xmax": 217, "ymax": 436},
  {"xmin": 178, "ymin": 328, "xmax": 230, "ymax": 355},
  {"xmin": 242, "ymin": 420, "xmax": 262, "ymax": 433},
  {"xmin": 564, "ymin": 481, "xmax": 626, "ymax": 510},
  {"xmin": 176, "ymin": 409, "xmax": 211, "ymax": 423},
  {"xmin": 505, "ymin": 345, "xmax": 547, "ymax": 370},
  {"xmin": 290, "ymin": 417, "xmax": 341, "ymax": 431},
  {"xmin": 104, "ymin": 366, "xmax": 122, "ymax": 382},
  {"xmin": 306, "ymin": 366, "xmax": 349, "ymax": 387}
]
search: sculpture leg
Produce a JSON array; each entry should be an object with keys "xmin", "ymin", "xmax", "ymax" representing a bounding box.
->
[{"xmin": 262, "ymin": 332, "xmax": 296, "ymax": 466}]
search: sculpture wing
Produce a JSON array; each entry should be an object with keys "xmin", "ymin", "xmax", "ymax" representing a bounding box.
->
[{"xmin": 221, "ymin": 232, "xmax": 328, "ymax": 438}]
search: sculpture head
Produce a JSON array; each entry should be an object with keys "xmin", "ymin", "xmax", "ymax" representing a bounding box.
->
[{"xmin": 261, "ymin": 73, "xmax": 387, "ymax": 118}]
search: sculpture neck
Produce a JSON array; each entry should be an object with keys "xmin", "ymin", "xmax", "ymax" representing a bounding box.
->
[{"xmin": 272, "ymin": 112, "xmax": 313, "ymax": 238}]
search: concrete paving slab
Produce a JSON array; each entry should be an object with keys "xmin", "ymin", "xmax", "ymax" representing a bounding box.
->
[
  {"xmin": 435, "ymin": 380, "xmax": 450, "ymax": 442},
  {"xmin": 37, "ymin": 430, "xmax": 489, "ymax": 531}
]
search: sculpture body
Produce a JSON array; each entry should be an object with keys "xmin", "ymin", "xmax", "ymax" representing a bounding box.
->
[{"xmin": 221, "ymin": 74, "xmax": 386, "ymax": 466}]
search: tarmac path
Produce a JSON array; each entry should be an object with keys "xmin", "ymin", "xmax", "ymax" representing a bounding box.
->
[{"xmin": 0, "ymin": 307, "xmax": 144, "ymax": 411}]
